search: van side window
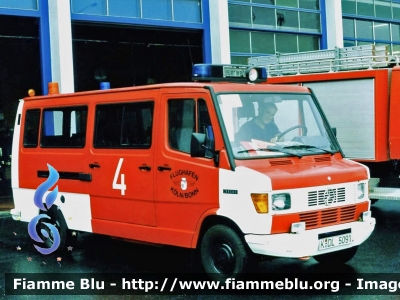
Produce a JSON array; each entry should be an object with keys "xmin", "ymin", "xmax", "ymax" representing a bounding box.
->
[
  {"xmin": 41, "ymin": 106, "xmax": 87, "ymax": 148},
  {"xmin": 168, "ymin": 98, "xmax": 212, "ymax": 153},
  {"xmin": 94, "ymin": 101, "xmax": 154, "ymax": 148},
  {"xmin": 168, "ymin": 99, "xmax": 195, "ymax": 153},
  {"xmin": 23, "ymin": 109, "xmax": 40, "ymax": 148}
]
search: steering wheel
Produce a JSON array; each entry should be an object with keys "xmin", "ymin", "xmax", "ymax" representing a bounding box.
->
[{"xmin": 275, "ymin": 125, "xmax": 308, "ymax": 142}]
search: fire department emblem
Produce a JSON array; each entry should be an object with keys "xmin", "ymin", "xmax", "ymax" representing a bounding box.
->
[
  {"xmin": 323, "ymin": 189, "xmax": 337, "ymax": 206},
  {"xmin": 170, "ymin": 169, "xmax": 200, "ymax": 199}
]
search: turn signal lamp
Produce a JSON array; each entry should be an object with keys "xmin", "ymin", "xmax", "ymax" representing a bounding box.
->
[
  {"xmin": 28, "ymin": 89, "xmax": 35, "ymax": 97},
  {"xmin": 251, "ymin": 193, "xmax": 268, "ymax": 213},
  {"xmin": 192, "ymin": 64, "xmax": 267, "ymax": 83}
]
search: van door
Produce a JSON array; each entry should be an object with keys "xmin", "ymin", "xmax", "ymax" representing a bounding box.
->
[
  {"xmin": 18, "ymin": 105, "xmax": 90, "ymax": 194},
  {"xmin": 89, "ymin": 97, "xmax": 157, "ymax": 239},
  {"xmin": 155, "ymin": 93, "xmax": 219, "ymax": 247}
]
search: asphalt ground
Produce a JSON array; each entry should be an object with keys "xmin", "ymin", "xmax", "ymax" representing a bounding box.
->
[{"xmin": 1, "ymin": 199, "xmax": 400, "ymax": 299}]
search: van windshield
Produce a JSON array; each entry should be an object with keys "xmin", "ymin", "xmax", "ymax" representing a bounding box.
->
[{"xmin": 217, "ymin": 93, "xmax": 339, "ymax": 159}]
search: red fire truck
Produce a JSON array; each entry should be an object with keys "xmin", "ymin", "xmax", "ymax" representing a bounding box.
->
[
  {"xmin": 250, "ymin": 45, "xmax": 400, "ymax": 203},
  {"xmin": 10, "ymin": 64, "xmax": 375, "ymax": 281}
]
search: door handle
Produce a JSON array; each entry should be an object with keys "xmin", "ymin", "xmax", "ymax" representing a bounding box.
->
[
  {"xmin": 158, "ymin": 165, "xmax": 171, "ymax": 172},
  {"xmin": 89, "ymin": 162, "xmax": 100, "ymax": 169},
  {"xmin": 139, "ymin": 165, "xmax": 151, "ymax": 171}
]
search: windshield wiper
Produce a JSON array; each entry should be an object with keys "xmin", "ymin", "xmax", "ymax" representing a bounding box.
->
[
  {"xmin": 282, "ymin": 144, "xmax": 335, "ymax": 155},
  {"xmin": 237, "ymin": 145, "xmax": 333, "ymax": 158},
  {"xmin": 237, "ymin": 148, "xmax": 271, "ymax": 154},
  {"xmin": 266, "ymin": 146, "xmax": 303, "ymax": 158},
  {"xmin": 237, "ymin": 147, "xmax": 303, "ymax": 158}
]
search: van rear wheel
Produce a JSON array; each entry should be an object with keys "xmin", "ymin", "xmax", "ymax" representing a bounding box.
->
[
  {"xmin": 200, "ymin": 225, "xmax": 251, "ymax": 281},
  {"xmin": 38, "ymin": 207, "xmax": 77, "ymax": 254},
  {"xmin": 313, "ymin": 246, "xmax": 358, "ymax": 264}
]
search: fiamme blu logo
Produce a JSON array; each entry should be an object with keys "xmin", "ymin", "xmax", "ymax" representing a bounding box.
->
[{"xmin": 27, "ymin": 164, "xmax": 60, "ymax": 254}]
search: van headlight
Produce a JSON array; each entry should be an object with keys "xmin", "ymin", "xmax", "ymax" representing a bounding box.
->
[
  {"xmin": 272, "ymin": 193, "xmax": 291, "ymax": 210},
  {"xmin": 357, "ymin": 183, "xmax": 366, "ymax": 199}
]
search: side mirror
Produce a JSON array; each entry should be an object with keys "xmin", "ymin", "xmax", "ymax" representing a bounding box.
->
[
  {"xmin": 190, "ymin": 131, "xmax": 219, "ymax": 167},
  {"xmin": 190, "ymin": 133, "xmax": 206, "ymax": 157}
]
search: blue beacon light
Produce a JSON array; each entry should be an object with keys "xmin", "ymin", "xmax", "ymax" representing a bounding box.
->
[{"xmin": 100, "ymin": 82, "xmax": 110, "ymax": 90}]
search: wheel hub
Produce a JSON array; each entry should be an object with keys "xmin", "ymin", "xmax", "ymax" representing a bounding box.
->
[{"xmin": 213, "ymin": 243, "xmax": 235, "ymax": 273}]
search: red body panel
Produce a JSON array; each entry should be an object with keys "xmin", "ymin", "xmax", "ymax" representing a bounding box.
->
[
  {"xmin": 153, "ymin": 91, "xmax": 219, "ymax": 247},
  {"xmin": 18, "ymin": 86, "xmax": 222, "ymax": 248},
  {"xmin": 389, "ymin": 67, "xmax": 400, "ymax": 159},
  {"xmin": 236, "ymin": 153, "xmax": 367, "ymax": 190}
]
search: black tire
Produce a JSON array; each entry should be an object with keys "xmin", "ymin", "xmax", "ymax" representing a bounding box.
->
[
  {"xmin": 37, "ymin": 206, "xmax": 78, "ymax": 254},
  {"xmin": 200, "ymin": 225, "xmax": 252, "ymax": 281},
  {"xmin": 313, "ymin": 246, "xmax": 358, "ymax": 265}
]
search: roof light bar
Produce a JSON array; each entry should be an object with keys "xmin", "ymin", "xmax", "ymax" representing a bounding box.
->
[{"xmin": 192, "ymin": 64, "xmax": 267, "ymax": 83}]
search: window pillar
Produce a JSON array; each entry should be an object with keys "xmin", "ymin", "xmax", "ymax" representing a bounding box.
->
[
  {"xmin": 325, "ymin": 0, "xmax": 344, "ymax": 49},
  {"xmin": 208, "ymin": 0, "xmax": 231, "ymax": 64},
  {"xmin": 48, "ymin": 0, "xmax": 74, "ymax": 93}
]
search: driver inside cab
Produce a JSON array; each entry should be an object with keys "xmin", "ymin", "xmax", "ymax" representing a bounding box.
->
[{"xmin": 236, "ymin": 102, "xmax": 280, "ymax": 143}]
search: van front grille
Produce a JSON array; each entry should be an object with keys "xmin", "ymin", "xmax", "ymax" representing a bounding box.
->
[
  {"xmin": 308, "ymin": 187, "xmax": 346, "ymax": 206},
  {"xmin": 299, "ymin": 205, "xmax": 357, "ymax": 230}
]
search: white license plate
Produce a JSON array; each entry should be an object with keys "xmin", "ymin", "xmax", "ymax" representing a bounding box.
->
[{"xmin": 318, "ymin": 233, "xmax": 352, "ymax": 250}]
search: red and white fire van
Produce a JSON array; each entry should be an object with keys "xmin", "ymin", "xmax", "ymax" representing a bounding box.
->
[{"xmin": 10, "ymin": 64, "xmax": 375, "ymax": 280}]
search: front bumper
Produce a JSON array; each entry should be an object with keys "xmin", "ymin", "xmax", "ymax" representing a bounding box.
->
[{"xmin": 245, "ymin": 217, "xmax": 376, "ymax": 258}]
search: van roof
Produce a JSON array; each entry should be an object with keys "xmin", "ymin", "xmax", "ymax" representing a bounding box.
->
[{"xmin": 23, "ymin": 82, "xmax": 310, "ymax": 101}]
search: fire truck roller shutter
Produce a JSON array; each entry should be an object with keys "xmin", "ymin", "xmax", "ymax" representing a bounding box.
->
[{"xmin": 304, "ymin": 79, "xmax": 375, "ymax": 160}]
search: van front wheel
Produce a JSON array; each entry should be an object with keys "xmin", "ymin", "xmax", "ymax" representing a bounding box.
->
[{"xmin": 200, "ymin": 225, "xmax": 250, "ymax": 281}]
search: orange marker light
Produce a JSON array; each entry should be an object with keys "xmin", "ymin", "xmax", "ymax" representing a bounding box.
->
[
  {"xmin": 48, "ymin": 82, "xmax": 59, "ymax": 95},
  {"xmin": 28, "ymin": 89, "xmax": 35, "ymax": 97},
  {"xmin": 251, "ymin": 193, "xmax": 269, "ymax": 213}
]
